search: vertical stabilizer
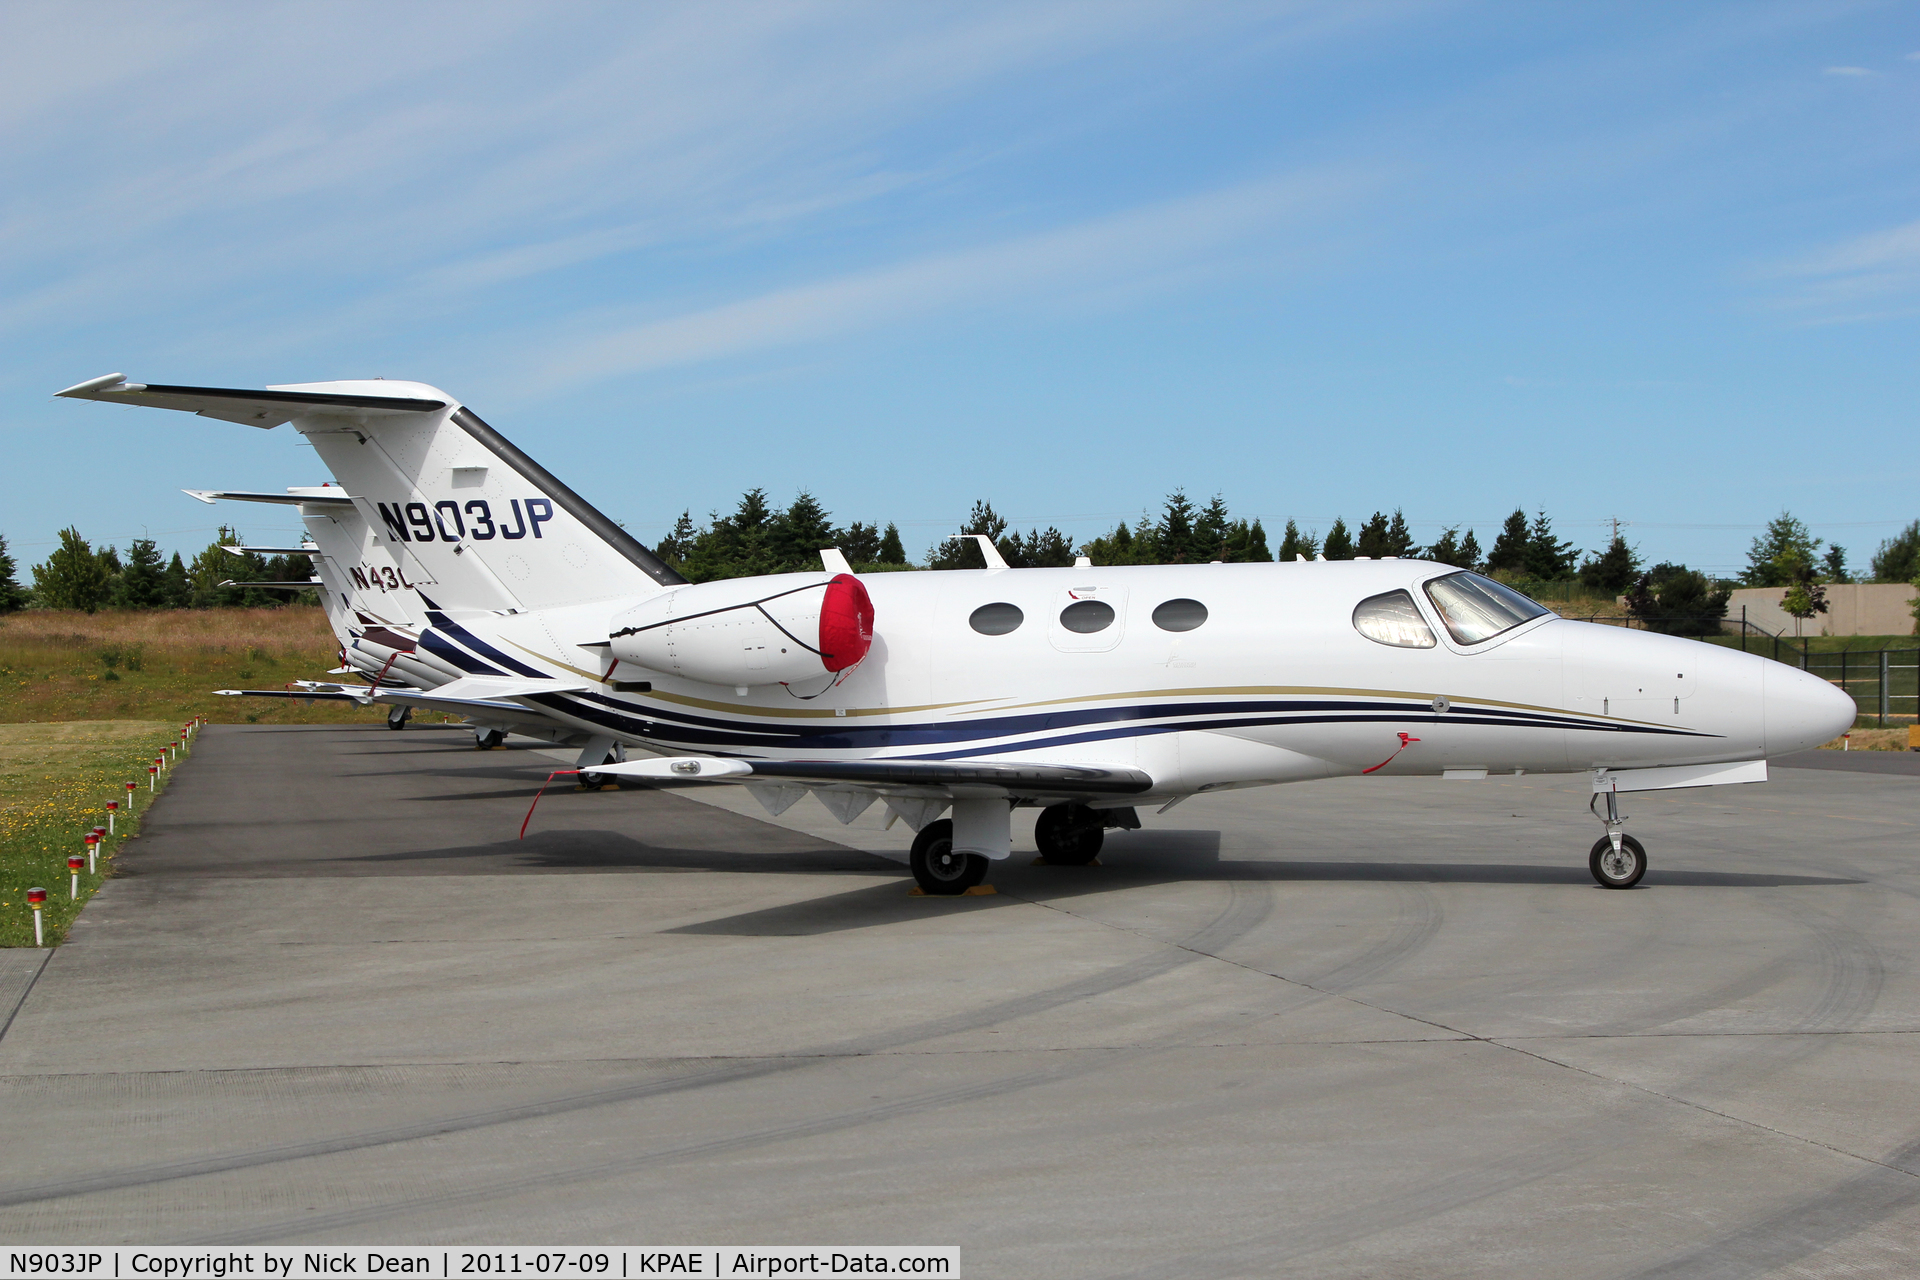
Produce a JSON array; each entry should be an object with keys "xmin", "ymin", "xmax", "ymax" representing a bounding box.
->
[{"xmin": 280, "ymin": 382, "xmax": 684, "ymax": 612}]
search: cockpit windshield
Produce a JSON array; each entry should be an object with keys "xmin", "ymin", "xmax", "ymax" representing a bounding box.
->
[{"xmin": 1423, "ymin": 572, "xmax": 1550, "ymax": 645}]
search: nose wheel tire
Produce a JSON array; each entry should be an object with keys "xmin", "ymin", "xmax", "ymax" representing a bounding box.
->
[
  {"xmin": 1589, "ymin": 834, "xmax": 1647, "ymax": 889},
  {"xmin": 1034, "ymin": 803, "xmax": 1104, "ymax": 865},
  {"xmin": 386, "ymin": 706, "xmax": 411, "ymax": 731},
  {"xmin": 910, "ymin": 819, "xmax": 988, "ymax": 895},
  {"xmin": 474, "ymin": 728, "xmax": 506, "ymax": 750}
]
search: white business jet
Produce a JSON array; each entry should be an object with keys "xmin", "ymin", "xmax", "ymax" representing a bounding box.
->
[{"xmin": 58, "ymin": 374, "xmax": 1855, "ymax": 894}]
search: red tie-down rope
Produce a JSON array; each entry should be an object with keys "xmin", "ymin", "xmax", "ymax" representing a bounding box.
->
[
  {"xmin": 1362, "ymin": 732, "xmax": 1421, "ymax": 775},
  {"xmin": 520, "ymin": 769, "xmax": 580, "ymax": 839}
]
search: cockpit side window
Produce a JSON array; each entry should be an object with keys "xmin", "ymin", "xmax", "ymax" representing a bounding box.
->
[
  {"xmin": 1353, "ymin": 590, "xmax": 1437, "ymax": 649},
  {"xmin": 1423, "ymin": 572, "xmax": 1550, "ymax": 645}
]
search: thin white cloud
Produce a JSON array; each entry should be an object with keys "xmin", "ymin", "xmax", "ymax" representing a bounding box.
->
[
  {"xmin": 1822, "ymin": 65, "xmax": 1875, "ymax": 76},
  {"xmin": 529, "ymin": 169, "xmax": 1372, "ymax": 388},
  {"xmin": 1762, "ymin": 216, "xmax": 1920, "ymax": 320}
]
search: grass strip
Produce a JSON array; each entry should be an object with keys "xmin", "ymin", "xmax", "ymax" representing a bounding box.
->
[{"xmin": 0, "ymin": 721, "xmax": 192, "ymax": 947}]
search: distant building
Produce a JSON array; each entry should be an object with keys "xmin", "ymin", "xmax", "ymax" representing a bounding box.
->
[{"xmin": 1725, "ymin": 583, "xmax": 1917, "ymax": 638}]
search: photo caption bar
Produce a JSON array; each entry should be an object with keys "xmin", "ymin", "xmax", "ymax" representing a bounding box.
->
[{"xmin": 1, "ymin": 1251, "xmax": 957, "ymax": 1280}]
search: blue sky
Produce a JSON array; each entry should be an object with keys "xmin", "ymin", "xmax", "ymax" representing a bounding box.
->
[{"xmin": 4, "ymin": 1, "xmax": 1917, "ymax": 576}]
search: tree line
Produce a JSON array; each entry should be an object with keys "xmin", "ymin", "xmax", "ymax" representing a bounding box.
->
[
  {"xmin": 0, "ymin": 526, "xmax": 315, "ymax": 614},
  {"xmin": 5, "ymin": 500, "xmax": 1918, "ymax": 627}
]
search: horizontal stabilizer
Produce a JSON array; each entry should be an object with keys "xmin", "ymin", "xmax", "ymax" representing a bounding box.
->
[
  {"xmin": 56, "ymin": 375, "xmax": 447, "ymax": 429},
  {"xmin": 595, "ymin": 755, "xmax": 1153, "ymax": 797},
  {"xmin": 223, "ymin": 546, "xmax": 317, "ymax": 555},
  {"xmin": 220, "ymin": 580, "xmax": 319, "ymax": 590},
  {"xmin": 215, "ymin": 689, "xmax": 369, "ymax": 704},
  {"xmin": 185, "ymin": 488, "xmax": 353, "ymax": 506}
]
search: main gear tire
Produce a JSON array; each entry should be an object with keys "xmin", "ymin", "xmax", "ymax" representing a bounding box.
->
[
  {"xmin": 1034, "ymin": 803, "xmax": 1104, "ymax": 865},
  {"xmin": 910, "ymin": 819, "xmax": 988, "ymax": 895},
  {"xmin": 1589, "ymin": 834, "xmax": 1647, "ymax": 889}
]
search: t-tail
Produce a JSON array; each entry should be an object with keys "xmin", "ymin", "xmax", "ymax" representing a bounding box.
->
[{"xmin": 57, "ymin": 374, "xmax": 685, "ymax": 619}]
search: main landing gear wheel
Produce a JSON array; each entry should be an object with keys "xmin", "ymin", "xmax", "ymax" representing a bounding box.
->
[
  {"xmin": 1589, "ymin": 834, "xmax": 1648, "ymax": 889},
  {"xmin": 1034, "ymin": 803, "xmax": 1104, "ymax": 865},
  {"xmin": 474, "ymin": 728, "xmax": 506, "ymax": 750},
  {"xmin": 910, "ymin": 819, "xmax": 988, "ymax": 895},
  {"xmin": 386, "ymin": 706, "xmax": 411, "ymax": 731}
]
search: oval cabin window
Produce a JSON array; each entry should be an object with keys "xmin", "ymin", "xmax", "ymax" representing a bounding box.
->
[
  {"xmin": 969, "ymin": 602, "xmax": 1024, "ymax": 635},
  {"xmin": 1352, "ymin": 590, "xmax": 1437, "ymax": 649},
  {"xmin": 1152, "ymin": 598, "xmax": 1208, "ymax": 632},
  {"xmin": 1058, "ymin": 599, "xmax": 1116, "ymax": 634}
]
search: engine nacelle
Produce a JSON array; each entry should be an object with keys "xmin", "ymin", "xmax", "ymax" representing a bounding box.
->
[{"xmin": 608, "ymin": 572, "xmax": 874, "ymax": 688}]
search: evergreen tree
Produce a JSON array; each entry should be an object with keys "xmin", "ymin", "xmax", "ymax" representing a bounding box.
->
[
  {"xmin": 1385, "ymin": 509, "xmax": 1415, "ymax": 557},
  {"xmin": 1354, "ymin": 512, "xmax": 1391, "ymax": 559},
  {"xmin": 0, "ymin": 534, "xmax": 27, "ymax": 613},
  {"xmin": 1002, "ymin": 527, "xmax": 1076, "ymax": 568},
  {"xmin": 1625, "ymin": 564, "xmax": 1732, "ymax": 636},
  {"xmin": 161, "ymin": 552, "xmax": 191, "ymax": 608},
  {"xmin": 1424, "ymin": 526, "xmax": 1480, "ymax": 568},
  {"xmin": 684, "ymin": 489, "xmax": 776, "ymax": 581},
  {"xmin": 1192, "ymin": 495, "xmax": 1232, "ymax": 562},
  {"xmin": 1277, "ymin": 519, "xmax": 1304, "ymax": 562},
  {"xmin": 189, "ymin": 527, "xmax": 267, "ymax": 607},
  {"xmin": 1224, "ymin": 518, "xmax": 1271, "ymax": 562},
  {"xmin": 31, "ymin": 527, "xmax": 112, "ymax": 611},
  {"xmin": 1870, "ymin": 520, "xmax": 1920, "ymax": 583},
  {"xmin": 1156, "ymin": 491, "xmax": 1201, "ymax": 563},
  {"xmin": 1485, "ymin": 508, "xmax": 1530, "ymax": 575},
  {"xmin": 1522, "ymin": 510, "xmax": 1579, "ymax": 580},
  {"xmin": 654, "ymin": 511, "xmax": 698, "ymax": 570},
  {"xmin": 1578, "ymin": 534, "xmax": 1641, "ymax": 594},
  {"xmin": 1081, "ymin": 519, "xmax": 1153, "ymax": 567},
  {"xmin": 1742, "ymin": 511, "xmax": 1820, "ymax": 588},
  {"xmin": 928, "ymin": 501, "xmax": 1010, "ymax": 569},
  {"xmin": 877, "ymin": 523, "xmax": 907, "ymax": 565},
  {"xmin": 1322, "ymin": 517, "xmax": 1354, "ymax": 560},
  {"xmin": 838, "ymin": 521, "xmax": 882, "ymax": 566},
  {"xmin": 768, "ymin": 491, "xmax": 836, "ymax": 572},
  {"xmin": 113, "ymin": 537, "xmax": 168, "ymax": 609},
  {"xmin": 261, "ymin": 553, "xmax": 317, "ymax": 604},
  {"xmin": 1821, "ymin": 545, "xmax": 1850, "ymax": 584}
]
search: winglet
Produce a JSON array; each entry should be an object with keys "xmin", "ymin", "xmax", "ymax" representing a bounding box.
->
[{"xmin": 819, "ymin": 548, "xmax": 853, "ymax": 574}]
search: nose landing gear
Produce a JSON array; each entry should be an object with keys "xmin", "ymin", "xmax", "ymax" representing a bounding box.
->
[{"xmin": 1588, "ymin": 789, "xmax": 1647, "ymax": 888}]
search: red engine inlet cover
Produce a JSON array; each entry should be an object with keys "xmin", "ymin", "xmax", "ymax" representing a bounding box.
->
[{"xmin": 818, "ymin": 574, "xmax": 875, "ymax": 673}]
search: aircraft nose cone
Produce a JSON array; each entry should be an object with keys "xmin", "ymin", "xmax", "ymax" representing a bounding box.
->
[{"xmin": 1764, "ymin": 661, "xmax": 1856, "ymax": 756}]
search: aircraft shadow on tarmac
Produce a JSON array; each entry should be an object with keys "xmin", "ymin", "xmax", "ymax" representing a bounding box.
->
[
  {"xmin": 666, "ymin": 829, "xmax": 1861, "ymax": 937},
  {"xmin": 338, "ymin": 828, "xmax": 891, "ymax": 876}
]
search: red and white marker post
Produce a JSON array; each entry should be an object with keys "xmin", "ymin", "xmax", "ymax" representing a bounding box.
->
[
  {"xmin": 106, "ymin": 799, "xmax": 118, "ymax": 834},
  {"xmin": 125, "ymin": 780, "xmax": 137, "ymax": 811},
  {"xmin": 86, "ymin": 831, "xmax": 101, "ymax": 873},
  {"xmin": 26, "ymin": 888, "xmax": 46, "ymax": 947},
  {"xmin": 68, "ymin": 855, "xmax": 85, "ymax": 899},
  {"xmin": 148, "ymin": 764, "xmax": 158, "ymax": 791}
]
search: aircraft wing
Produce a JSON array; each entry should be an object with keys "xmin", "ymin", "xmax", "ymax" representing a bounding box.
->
[
  {"xmin": 55, "ymin": 374, "xmax": 447, "ymax": 429},
  {"xmin": 593, "ymin": 755, "xmax": 1152, "ymax": 798}
]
